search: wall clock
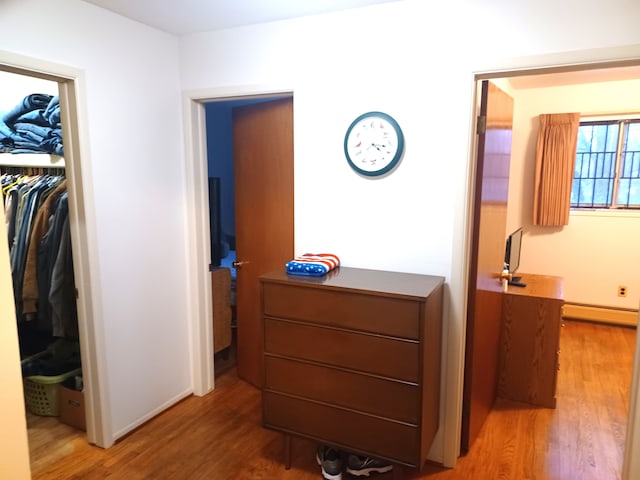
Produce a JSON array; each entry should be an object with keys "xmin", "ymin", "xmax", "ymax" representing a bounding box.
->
[{"xmin": 344, "ymin": 111, "xmax": 404, "ymax": 176}]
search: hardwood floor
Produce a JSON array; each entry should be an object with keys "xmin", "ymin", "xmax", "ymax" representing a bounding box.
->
[{"xmin": 29, "ymin": 320, "xmax": 635, "ymax": 480}]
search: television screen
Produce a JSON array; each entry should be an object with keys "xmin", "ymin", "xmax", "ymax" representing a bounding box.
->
[
  {"xmin": 208, "ymin": 177, "xmax": 222, "ymax": 267},
  {"xmin": 504, "ymin": 228, "xmax": 523, "ymax": 275}
]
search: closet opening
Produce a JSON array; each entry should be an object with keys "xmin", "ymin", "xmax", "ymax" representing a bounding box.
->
[
  {"xmin": 0, "ymin": 68, "xmax": 86, "ymax": 470},
  {"xmin": 0, "ymin": 51, "xmax": 111, "ymax": 471},
  {"xmin": 0, "ymin": 68, "xmax": 89, "ymax": 466}
]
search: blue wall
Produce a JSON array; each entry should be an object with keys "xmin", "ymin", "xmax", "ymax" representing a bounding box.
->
[
  {"xmin": 205, "ymin": 102, "xmax": 235, "ymax": 242},
  {"xmin": 205, "ymin": 97, "xmax": 282, "ymax": 247}
]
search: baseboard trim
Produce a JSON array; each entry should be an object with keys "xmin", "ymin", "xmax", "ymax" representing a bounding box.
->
[{"xmin": 562, "ymin": 303, "xmax": 638, "ymax": 327}]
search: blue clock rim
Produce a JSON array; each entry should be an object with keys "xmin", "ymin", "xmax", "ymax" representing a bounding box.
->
[{"xmin": 343, "ymin": 111, "xmax": 405, "ymax": 177}]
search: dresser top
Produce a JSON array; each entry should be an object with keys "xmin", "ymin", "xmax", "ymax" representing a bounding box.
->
[
  {"xmin": 505, "ymin": 272, "xmax": 564, "ymax": 301},
  {"xmin": 260, "ymin": 267, "xmax": 444, "ymax": 300}
]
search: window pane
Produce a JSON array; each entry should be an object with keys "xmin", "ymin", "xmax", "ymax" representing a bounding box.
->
[
  {"xmin": 594, "ymin": 178, "xmax": 613, "ymax": 205},
  {"xmin": 628, "ymin": 179, "xmax": 640, "ymax": 205},
  {"xmin": 577, "ymin": 123, "xmax": 618, "ymax": 154},
  {"xmin": 604, "ymin": 124, "xmax": 620, "ymax": 151},
  {"xmin": 624, "ymin": 122, "xmax": 640, "ymax": 151},
  {"xmin": 579, "ymin": 178, "xmax": 594, "ymax": 205},
  {"xmin": 621, "ymin": 152, "xmax": 632, "ymax": 177},
  {"xmin": 618, "ymin": 122, "xmax": 640, "ymax": 207},
  {"xmin": 571, "ymin": 178, "xmax": 580, "ymax": 205},
  {"xmin": 617, "ymin": 178, "xmax": 631, "ymax": 205},
  {"xmin": 573, "ymin": 122, "xmax": 619, "ymax": 208}
]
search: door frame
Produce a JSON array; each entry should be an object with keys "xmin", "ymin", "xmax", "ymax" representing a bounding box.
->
[
  {"xmin": 449, "ymin": 47, "xmax": 640, "ymax": 470},
  {"xmin": 182, "ymin": 85, "xmax": 293, "ymax": 396},
  {"xmin": 0, "ymin": 49, "xmax": 112, "ymax": 447}
]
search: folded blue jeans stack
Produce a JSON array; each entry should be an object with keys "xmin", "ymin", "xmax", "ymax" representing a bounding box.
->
[{"xmin": 0, "ymin": 93, "xmax": 64, "ymax": 156}]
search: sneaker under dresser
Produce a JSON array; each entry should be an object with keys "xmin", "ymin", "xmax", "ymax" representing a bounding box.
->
[{"xmin": 260, "ymin": 267, "xmax": 445, "ymax": 476}]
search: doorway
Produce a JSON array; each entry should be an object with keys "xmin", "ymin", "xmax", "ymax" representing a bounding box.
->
[
  {"xmin": 0, "ymin": 51, "xmax": 110, "ymax": 454},
  {"xmin": 0, "ymin": 69, "xmax": 85, "ymax": 470},
  {"xmin": 457, "ymin": 60, "xmax": 640, "ymax": 468},
  {"xmin": 184, "ymin": 87, "xmax": 294, "ymax": 395},
  {"xmin": 204, "ymin": 96, "xmax": 294, "ymax": 384}
]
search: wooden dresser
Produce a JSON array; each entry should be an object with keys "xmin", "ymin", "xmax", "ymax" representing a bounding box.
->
[
  {"xmin": 497, "ymin": 273, "xmax": 564, "ymax": 408},
  {"xmin": 260, "ymin": 267, "xmax": 444, "ymax": 470}
]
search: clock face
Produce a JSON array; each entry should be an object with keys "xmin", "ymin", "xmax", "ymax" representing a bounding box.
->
[{"xmin": 344, "ymin": 111, "xmax": 404, "ymax": 176}]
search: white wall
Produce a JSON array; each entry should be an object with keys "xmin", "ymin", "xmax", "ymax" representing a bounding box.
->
[
  {"xmin": 178, "ymin": 0, "xmax": 640, "ymax": 466},
  {"xmin": 506, "ymin": 79, "xmax": 640, "ymax": 309},
  {"xmin": 0, "ymin": 72, "xmax": 58, "ymax": 111},
  {"xmin": 0, "ymin": 0, "xmax": 192, "ymax": 447},
  {"xmin": 180, "ymin": 0, "xmax": 640, "ymax": 278},
  {"xmin": 181, "ymin": 2, "xmax": 476, "ymax": 274}
]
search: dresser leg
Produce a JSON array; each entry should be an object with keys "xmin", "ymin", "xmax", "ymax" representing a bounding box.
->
[{"xmin": 284, "ymin": 434, "xmax": 291, "ymax": 469}]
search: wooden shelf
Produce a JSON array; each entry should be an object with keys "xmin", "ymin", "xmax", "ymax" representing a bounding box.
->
[{"xmin": 0, "ymin": 153, "xmax": 65, "ymax": 168}]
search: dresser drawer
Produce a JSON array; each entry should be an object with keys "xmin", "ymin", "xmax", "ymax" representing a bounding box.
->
[
  {"xmin": 264, "ymin": 356, "xmax": 419, "ymax": 424},
  {"xmin": 263, "ymin": 283, "xmax": 420, "ymax": 339},
  {"xmin": 263, "ymin": 392, "xmax": 418, "ymax": 466},
  {"xmin": 264, "ymin": 318, "xmax": 419, "ymax": 382}
]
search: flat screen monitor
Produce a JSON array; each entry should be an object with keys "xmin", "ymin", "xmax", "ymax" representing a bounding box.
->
[
  {"xmin": 504, "ymin": 227, "xmax": 523, "ymax": 276},
  {"xmin": 208, "ymin": 177, "xmax": 222, "ymax": 267}
]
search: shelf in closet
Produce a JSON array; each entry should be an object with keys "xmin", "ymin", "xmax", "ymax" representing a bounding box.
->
[{"xmin": 0, "ymin": 153, "xmax": 65, "ymax": 168}]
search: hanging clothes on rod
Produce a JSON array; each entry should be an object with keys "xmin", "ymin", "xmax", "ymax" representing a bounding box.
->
[
  {"xmin": 2, "ymin": 167, "xmax": 77, "ymax": 357},
  {"xmin": 1, "ymin": 93, "xmax": 81, "ymax": 390}
]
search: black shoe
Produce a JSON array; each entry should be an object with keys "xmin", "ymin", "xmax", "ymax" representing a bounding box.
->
[
  {"xmin": 316, "ymin": 445, "xmax": 343, "ymax": 480},
  {"xmin": 346, "ymin": 454, "xmax": 393, "ymax": 477}
]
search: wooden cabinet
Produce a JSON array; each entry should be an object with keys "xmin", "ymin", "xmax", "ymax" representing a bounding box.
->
[
  {"xmin": 497, "ymin": 273, "xmax": 564, "ymax": 408},
  {"xmin": 260, "ymin": 267, "xmax": 444, "ymax": 469},
  {"xmin": 211, "ymin": 267, "xmax": 232, "ymax": 354}
]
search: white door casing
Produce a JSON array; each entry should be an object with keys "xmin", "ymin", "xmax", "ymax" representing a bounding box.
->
[{"xmin": 0, "ymin": 49, "xmax": 112, "ymax": 448}]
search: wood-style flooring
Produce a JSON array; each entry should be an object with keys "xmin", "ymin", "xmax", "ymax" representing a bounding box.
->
[{"xmin": 29, "ymin": 320, "xmax": 636, "ymax": 480}]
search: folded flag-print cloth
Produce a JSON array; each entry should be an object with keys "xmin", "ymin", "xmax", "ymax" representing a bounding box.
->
[{"xmin": 285, "ymin": 253, "xmax": 340, "ymax": 276}]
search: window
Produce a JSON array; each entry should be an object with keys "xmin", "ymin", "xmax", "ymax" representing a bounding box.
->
[{"xmin": 571, "ymin": 119, "xmax": 640, "ymax": 209}]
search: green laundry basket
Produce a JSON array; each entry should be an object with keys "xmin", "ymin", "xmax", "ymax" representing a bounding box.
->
[{"xmin": 23, "ymin": 368, "xmax": 82, "ymax": 416}]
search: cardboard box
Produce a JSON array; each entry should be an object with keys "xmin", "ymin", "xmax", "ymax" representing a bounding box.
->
[{"xmin": 59, "ymin": 386, "xmax": 86, "ymax": 431}]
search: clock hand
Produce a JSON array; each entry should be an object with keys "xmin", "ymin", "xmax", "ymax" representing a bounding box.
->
[{"xmin": 374, "ymin": 143, "xmax": 389, "ymax": 151}]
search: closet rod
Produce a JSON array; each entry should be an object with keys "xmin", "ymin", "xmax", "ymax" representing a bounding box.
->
[{"xmin": 1, "ymin": 166, "xmax": 65, "ymax": 176}]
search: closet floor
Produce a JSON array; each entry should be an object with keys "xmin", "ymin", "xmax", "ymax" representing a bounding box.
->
[{"xmin": 27, "ymin": 411, "xmax": 85, "ymax": 473}]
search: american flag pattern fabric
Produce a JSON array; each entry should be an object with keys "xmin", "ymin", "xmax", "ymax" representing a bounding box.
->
[{"xmin": 285, "ymin": 253, "xmax": 340, "ymax": 276}]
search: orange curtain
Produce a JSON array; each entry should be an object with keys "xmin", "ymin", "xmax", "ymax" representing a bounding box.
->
[{"xmin": 533, "ymin": 113, "xmax": 580, "ymax": 226}]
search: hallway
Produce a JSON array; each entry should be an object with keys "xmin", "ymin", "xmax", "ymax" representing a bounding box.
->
[{"xmin": 29, "ymin": 319, "xmax": 635, "ymax": 480}]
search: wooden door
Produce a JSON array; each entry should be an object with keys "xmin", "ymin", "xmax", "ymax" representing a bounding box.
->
[
  {"xmin": 233, "ymin": 98, "xmax": 294, "ymax": 387},
  {"xmin": 461, "ymin": 81, "xmax": 514, "ymax": 453}
]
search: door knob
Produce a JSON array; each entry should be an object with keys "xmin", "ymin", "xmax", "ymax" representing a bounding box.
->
[
  {"xmin": 232, "ymin": 260, "xmax": 247, "ymax": 269},
  {"xmin": 499, "ymin": 270, "xmax": 512, "ymax": 281}
]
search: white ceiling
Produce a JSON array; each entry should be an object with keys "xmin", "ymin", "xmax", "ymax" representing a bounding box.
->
[
  {"xmin": 80, "ymin": 0, "xmax": 640, "ymax": 87},
  {"xmin": 80, "ymin": 0, "xmax": 406, "ymax": 35}
]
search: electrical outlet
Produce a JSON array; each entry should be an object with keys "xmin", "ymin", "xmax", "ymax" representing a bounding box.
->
[{"xmin": 618, "ymin": 285, "xmax": 628, "ymax": 297}]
